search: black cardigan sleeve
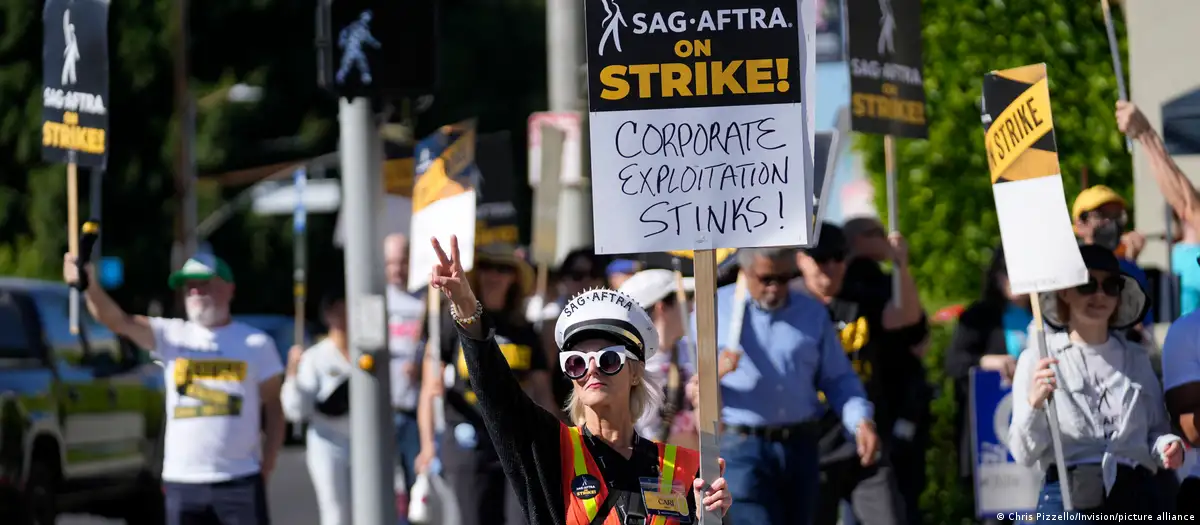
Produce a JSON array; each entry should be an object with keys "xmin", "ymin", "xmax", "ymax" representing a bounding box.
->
[
  {"xmin": 457, "ymin": 314, "xmax": 567, "ymax": 525},
  {"xmin": 944, "ymin": 303, "xmax": 996, "ymax": 381}
]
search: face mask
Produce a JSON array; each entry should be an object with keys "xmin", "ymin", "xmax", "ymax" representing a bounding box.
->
[{"xmin": 1092, "ymin": 221, "xmax": 1122, "ymax": 251}]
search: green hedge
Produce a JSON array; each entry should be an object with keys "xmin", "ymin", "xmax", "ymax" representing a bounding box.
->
[{"xmin": 919, "ymin": 321, "xmax": 976, "ymax": 524}]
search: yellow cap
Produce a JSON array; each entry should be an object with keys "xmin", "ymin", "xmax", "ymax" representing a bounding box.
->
[
  {"xmin": 82, "ymin": 221, "xmax": 99, "ymax": 234},
  {"xmin": 1072, "ymin": 185, "xmax": 1126, "ymax": 221},
  {"xmin": 357, "ymin": 354, "xmax": 374, "ymax": 371}
]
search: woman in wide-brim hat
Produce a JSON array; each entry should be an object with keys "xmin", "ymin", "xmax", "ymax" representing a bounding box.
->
[
  {"xmin": 414, "ymin": 242, "xmax": 553, "ymax": 525},
  {"xmin": 1008, "ymin": 244, "xmax": 1183, "ymax": 521}
]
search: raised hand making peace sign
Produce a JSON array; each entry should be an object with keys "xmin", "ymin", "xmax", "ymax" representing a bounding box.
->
[{"xmin": 429, "ymin": 235, "xmax": 480, "ymax": 326}]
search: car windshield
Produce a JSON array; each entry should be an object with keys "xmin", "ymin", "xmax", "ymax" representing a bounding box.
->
[{"xmin": 0, "ymin": 295, "xmax": 31, "ymax": 358}]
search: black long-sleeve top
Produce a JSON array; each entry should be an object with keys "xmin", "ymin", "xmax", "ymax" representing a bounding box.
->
[
  {"xmin": 457, "ymin": 313, "xmax": 700, "ymax": 525},
  {"xmin": 943, "ymin": 301, "xmax": 1008, "ymax": 478}
]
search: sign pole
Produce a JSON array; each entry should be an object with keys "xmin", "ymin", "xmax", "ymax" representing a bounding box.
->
[
  {"xmin": 884, "ymin": 134, "xmax": 901, "ymax": 306},
  {"xmin": 292, "ymin": 166, "xmax": 308, "ymax": 442},
  {"xmin": 1099, "ymin": 0, "xmax": 1133, "ymax": 153},
  {"xmin": 340, "ymin": 96, "xmax": 396, "ymax": 525},
  {"xmin": 68, "ymin": 158, "xmax": 81, "ymax": 335},
  {"xmin": 1029, "ymin": 293, "xmax": 1073, "ymax": 510},
  {"xmin": 692, "ymin": 249, "xmax": 723, "ymax": 525},
  {"xmin": 293, "ymin": 166, "xmax": 308, "ymax": 349}
]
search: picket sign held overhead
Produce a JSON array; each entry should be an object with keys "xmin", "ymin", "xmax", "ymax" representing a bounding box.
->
[
  {"xmin": 585, "ymin": 0, "xmax": 815, "ymax": 255},
  {"xmin": 981, "ymin": 62, "xmax": 1085, "ymax": 512},
  {"xmin": 43, "ymin": 0, "xmax": 110, "ymax": 336},
  {"xmin": 583, "ymin": 1, "xmax": 816, "ymax": 523},
  {"xmin": 982, "ymin": 64, "xmax": 1086, "ymax": 295},
  {"xmin": 527, "ymin": 111, "xmax": 584, "ymax": 187},
  {"xmin": 845, "ymin": 0, "xmax": 927, "ymax": 305},
  {"xmin": 407, "ymin": 121, "xmax": 479, "ymax": 293}
]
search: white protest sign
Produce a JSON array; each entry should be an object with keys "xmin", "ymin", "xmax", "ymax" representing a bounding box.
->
[
  {"xmin": 584, "ymin": 0, "xmax": 816, "ymax": 255},
  {"xmin": 981, "ymin": 64, "xmax": 1086, "ymax": 293}
]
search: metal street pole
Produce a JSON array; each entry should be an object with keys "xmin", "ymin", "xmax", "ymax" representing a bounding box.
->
[
  {"xmin": 546, "ymin": 0, "xmax": 592, "ymax": 254},
  {"xmin": 339, "ymin": 96, "xmax": 396, "ymax": 525},
  {"xmin": 172, "ymin": 0, "xmax": 196, "ymax": 315}
]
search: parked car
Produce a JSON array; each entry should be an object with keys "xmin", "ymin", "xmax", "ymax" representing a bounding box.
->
[
  {"xmin": 233, "ymin": 314, "xmax": 318, "ymax": 443},
  {"xmin": 0, "ymin": 278, "xmax": 166, "ymax": 524}
]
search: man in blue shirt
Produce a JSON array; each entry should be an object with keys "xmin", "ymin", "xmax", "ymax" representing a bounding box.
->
[{"xmin": 689, "ymin": 246, "xmax": 879, "ymax": 525}]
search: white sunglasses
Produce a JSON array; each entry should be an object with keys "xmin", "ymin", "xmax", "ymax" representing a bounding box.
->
[{"xmin": 559, "ymin": 346, "xmax": 641, "ymax": 380}]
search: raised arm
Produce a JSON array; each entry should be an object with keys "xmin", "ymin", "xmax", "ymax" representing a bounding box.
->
[
  {"xmin": 64, "ymin": 254, "xmax": 155, "ymax": 352},
  {"xmin": 1117, "ymin": 101, "xmax": 1200, "ymax": 233},
  {"xmin": 281, "ymin": 345, "xmax": 320, "ymax": 423},
  {"xmin": 428, "ymin": 236, "xmax": 561, "ymax": 445},
  {"xmin": 880, "ymin": 234, "xmax": 924, "ymax": 330}
]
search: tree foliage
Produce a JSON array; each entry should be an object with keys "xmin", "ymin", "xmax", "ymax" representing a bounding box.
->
[
  {"xmin": 857, "ymin": 0, "xmax": 1132, "ymax": 304},
  {"xmin": 0, "ymin": 0, "xmax": 549, "ymax": 319}
]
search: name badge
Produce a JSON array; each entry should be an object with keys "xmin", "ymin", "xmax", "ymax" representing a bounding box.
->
[
  {"xmin": 571, "ymin": 474, "xmax": 601, "ymax": 500},
  {"xmin": 639, "ymin": 477, "xmax": 690, "ymax": 521}
]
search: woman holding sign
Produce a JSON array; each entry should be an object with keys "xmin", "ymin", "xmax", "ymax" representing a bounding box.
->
[
  {"xmin": 1009, "ymin": 245, "xmax": 1184, "ymax": 521},
  {"xmin": 425, "ymin": 235, "xmax": 732, "ymax": 525}
]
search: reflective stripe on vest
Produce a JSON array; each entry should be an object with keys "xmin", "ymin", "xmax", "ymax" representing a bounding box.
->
[{"xmin": 560, "ymin": 424, "xmax": 700, "ymax": 525}]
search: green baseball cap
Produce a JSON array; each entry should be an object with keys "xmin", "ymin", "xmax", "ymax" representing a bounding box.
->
[{"xmin": 168, "ymin": 254, "xmax": 235, "ymax": 289}]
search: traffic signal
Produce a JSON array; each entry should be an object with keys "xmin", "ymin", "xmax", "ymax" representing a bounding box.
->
[{"xmin": 316, "ymin": 0, "xmax": 438, "ymax": 98}]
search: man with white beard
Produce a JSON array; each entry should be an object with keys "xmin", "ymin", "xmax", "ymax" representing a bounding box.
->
[{"xmin": 63, "ymin": 252, "xmax": 285, "ymax": 525}]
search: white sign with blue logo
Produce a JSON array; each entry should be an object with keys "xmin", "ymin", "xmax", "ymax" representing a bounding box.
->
[{"xmin": 970, "ymin": 367, "xmax": 1041, "ymax": 517}]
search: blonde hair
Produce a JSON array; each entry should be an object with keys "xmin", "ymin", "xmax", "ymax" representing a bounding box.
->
[{"xmin": 565, "ymin": 361, "xmax": 664, "ymax": 427}]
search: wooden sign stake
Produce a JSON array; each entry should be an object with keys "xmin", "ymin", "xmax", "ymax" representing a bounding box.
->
[
  {"xmin": 691, "ymin": 249, "xmax": 723, "ymax": 525},
  {"xmin": 1029, "ymin": 292, "xmax": 1073, "ymax": 510},
  {"xmin": 68, "ymin": 161, "xmax": 81, "ymax": 335}
]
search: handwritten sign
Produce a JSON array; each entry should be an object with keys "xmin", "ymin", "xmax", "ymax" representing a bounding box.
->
[{"xmin": 584, "ymin": 0, "xmax": 815, "ymax": 254}]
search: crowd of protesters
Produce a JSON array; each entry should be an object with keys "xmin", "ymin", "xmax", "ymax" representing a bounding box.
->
[{"xmin": 56, "ymin": 96, "xmax": 1200, "ymax": 525}]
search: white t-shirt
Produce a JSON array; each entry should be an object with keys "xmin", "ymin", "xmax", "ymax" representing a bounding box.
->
[
  {"xmin": 1162, "ymin": 311, "xmax": 1200, "ymax": 478},
  {"xmin": 281, "ymin": 338, "xmax": 351, "ymax": 444},
  {"xmin": 388, "ymin": 286, "xmax": 425, "ymax": 411},
  {"xmin": 151, "ymin": 318, "xmax": 284, "ymax": 483},
  {"xmin": 1077, "ymin": 338, "xmax": 1126, "ymax": 443}
]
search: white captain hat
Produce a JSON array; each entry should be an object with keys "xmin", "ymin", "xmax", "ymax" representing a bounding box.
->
[{"xmin": 554, "ymin": 287, "xmax": 659, "ymax": 361}]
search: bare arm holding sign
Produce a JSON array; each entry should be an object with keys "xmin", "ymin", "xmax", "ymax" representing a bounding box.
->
[{"xmin": 63, "ymin": 253, "xmax": 157, "ymax": 352}]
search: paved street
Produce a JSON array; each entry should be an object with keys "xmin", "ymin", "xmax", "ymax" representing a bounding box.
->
[{"xmin": 59, "ymin": 445, "xmax": 318, "ymax": 525}]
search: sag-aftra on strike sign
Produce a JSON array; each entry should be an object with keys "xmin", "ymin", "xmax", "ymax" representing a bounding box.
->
[{"xmin": 584, "ymin": 0, "xmax": 815, "ymax": 255}]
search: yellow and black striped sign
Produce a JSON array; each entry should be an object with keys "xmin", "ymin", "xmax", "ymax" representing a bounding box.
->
[{"xmin": 981, "ymin": 63, "xmax": 1061, "ymax": 185}]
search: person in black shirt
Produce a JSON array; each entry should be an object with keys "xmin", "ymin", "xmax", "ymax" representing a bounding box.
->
[
  {"xmin": 838, "ymin": 219, "xmax": 930, "ymax": 525},
  {"xmin": 415, "ymin": 245, "xmax": 554, "ymax": 525},
  {"xmin": 424, "ymin": 235, "xmax": 731, "ymax": 525},
  {"xmin": 794, "ymin": 223, "xmax": 928, "ymax": 525}
]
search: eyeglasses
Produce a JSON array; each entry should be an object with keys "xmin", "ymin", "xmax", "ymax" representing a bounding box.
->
[
  {"xmin": 559, "ymin": 346, "xmax": 640, "ymax": 380},
  {"xmin": 749, "ymin": 272, "xmax": 792, "ymax": 287},
  {"xmin": 1076, "ymin": 276, "xmax": 1123, "ymax": 297}
]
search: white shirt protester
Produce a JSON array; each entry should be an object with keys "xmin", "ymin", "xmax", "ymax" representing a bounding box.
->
[
  {"xmin": 388, "ymin": 285, "xmax": 426, "ymax": 411},
  {"xmin": 281, "ymin": 338, "xmax": 352, "ymax": 442},
  {"xmin": 152, "ymin": 317, "xmax": 284, "ymax": 484}
]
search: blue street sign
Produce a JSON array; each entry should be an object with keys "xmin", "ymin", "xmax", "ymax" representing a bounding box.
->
[
  {"xmin": 294, "ymin": 167, "xmax": 306, "ymax": 232},
  {"xmin": 98, "ymin": 256, "xmax": 123, "ymax": 289},
  {"xmin": 970, "ymin": 367, "xmax": 1041, "ymax": 518}
]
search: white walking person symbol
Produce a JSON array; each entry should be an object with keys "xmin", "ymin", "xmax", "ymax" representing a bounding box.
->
[
  {"xmin": 336, "ymin": 9, "xmax": 382, "ymax": 85},
  {"xmin": 62, "ymin": 9, "xmax": 81, "ymax": 86},
  {"xmin": 877, "ymin": 0, "xmax": 895, "ymax": 56},
  {"xmin": 598, "ymin": 0, "xmax": 626, "ymax": 56}
]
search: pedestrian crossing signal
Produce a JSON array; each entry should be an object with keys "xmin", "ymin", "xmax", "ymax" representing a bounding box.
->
[{"xmin": 317, "ymin": 0, "xmax": 439, "ymax": 98}]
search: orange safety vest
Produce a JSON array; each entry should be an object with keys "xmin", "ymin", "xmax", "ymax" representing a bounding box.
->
[{"xmin": 559, "ymin": 424, "xmax": 700, "ymax": 525}]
